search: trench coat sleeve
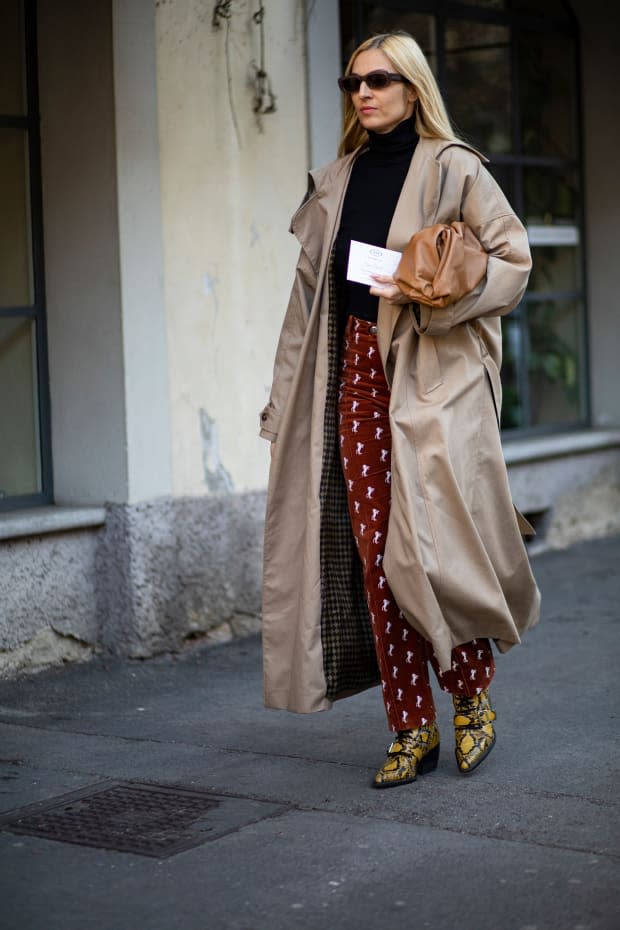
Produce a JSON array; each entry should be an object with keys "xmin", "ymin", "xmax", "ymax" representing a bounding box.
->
[
  {"xmin": 411, "ymin": 160, "xmax": 531, "ymax": 337},
  {"xmin": 259, "ymin": 244, "xmax": 316, "ymax": 441}
]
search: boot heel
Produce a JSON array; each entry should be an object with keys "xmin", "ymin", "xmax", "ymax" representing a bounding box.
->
[{"xmin": 418, "ymin": 743, "xmax": 440, "ymax": 775}]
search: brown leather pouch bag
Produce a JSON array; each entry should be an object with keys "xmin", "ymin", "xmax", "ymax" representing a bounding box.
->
[{"xmin": 394, "ymin": 221, "xmax": 488, "ymax": 309}]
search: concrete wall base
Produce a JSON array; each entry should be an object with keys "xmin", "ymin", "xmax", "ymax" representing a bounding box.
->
[
  {"xmin": 95, "ymin": 492, "xmax": 265, "ymax": 658},
  {"xmin": 0, "ymin": 492, "xmax": 265, "ymax": 679},
  {"xmin": 1, "ymin": 446, "xmax": 619, "ymax": 678},
  {"xmin": 543, "ymin": 461, "xmax": 620, "ymax": 550},
  {"xmin": 0, "ymin": 627, "xmax": 95, "ymax": 679},
  {"xmin": 507, "ymin": 443, "xmax": 620, "ymax": 551}
]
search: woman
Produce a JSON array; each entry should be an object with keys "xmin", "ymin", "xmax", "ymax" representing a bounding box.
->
[{"xmin": 259, "ymin": 32, "xmax": 540, "ymax": 788}]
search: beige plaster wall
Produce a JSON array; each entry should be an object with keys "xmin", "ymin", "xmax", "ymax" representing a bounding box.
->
[{"xmin": 155, "ymin": 0, "xmax": 308, "ymax": 495}]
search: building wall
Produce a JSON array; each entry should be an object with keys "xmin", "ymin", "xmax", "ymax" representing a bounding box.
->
[
  {"xmin": 155, "ymin": 0, "xmax": 308, "ymax": 497},
  {"xmin": 35, "ymin": 0, "xmax": 620, "ymax": 511},
  {"xmin": 0, "ymin": 526, "xmax": 100, "ymax": 676},
  {"xmin": 1, "ymin": 0, "xmax": 619, "ymax": 679},
  {"xmin": 0, "ymin": 0, "xmax": 310, "ymax": 677}
]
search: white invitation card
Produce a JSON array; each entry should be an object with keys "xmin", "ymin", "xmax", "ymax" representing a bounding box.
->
[{"xmin": 346, "ymin": 240, "xmax": 402, "ymax": 287}]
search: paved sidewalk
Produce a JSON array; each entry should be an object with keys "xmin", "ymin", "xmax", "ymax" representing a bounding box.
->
[{"xmin": 0, "ymin": 535, "xmax": 619, "ymax": 930}]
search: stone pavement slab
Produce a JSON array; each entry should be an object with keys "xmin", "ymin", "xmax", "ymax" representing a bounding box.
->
[
  {"xmin": 0, "ymin": 535, "xmax": 619, "ymax": 930},
  {"xmin": 0, "ymin": 808, "xmax": 615, "ymax": 930}
]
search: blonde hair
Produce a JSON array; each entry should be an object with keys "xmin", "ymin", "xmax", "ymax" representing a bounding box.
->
[{"xmin": 338, "ymin": 32, "xmax": 458, "ymax": 157}]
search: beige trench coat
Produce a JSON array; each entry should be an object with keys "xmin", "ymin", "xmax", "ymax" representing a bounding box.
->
[{"xmin": 260, "ymin": 136, "xmax": 541, "ymax": 714}]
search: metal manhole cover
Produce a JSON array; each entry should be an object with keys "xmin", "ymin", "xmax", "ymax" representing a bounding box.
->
[{"xmin": 0, "ymin": 781, "xmax": 222, "ymax": 858}]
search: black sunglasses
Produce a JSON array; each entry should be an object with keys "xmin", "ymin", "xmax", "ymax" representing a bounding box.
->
[{"xmin": 338, "ymin": 70, "xmax": 407, "ymax": 94}]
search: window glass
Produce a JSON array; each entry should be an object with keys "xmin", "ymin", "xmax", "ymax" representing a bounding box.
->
[
  {"xmin": 529, "ymin": 246, "xmax": 581, "ymax": 294},
  {"xmin": 445, "ymin": 20, "xmax": 511, "ymax": 153},
  {"xmin": 510, "ymin": 0, "xmax": 570, "ymax": 18},
  {"xmin": 501, "ymin": 312, "xmax": 525, "ymax": 430},
  {"xmin": 519, "ymin": 30, "xmax": 578, "ymax": 159},
  {"xmin": 458, "ymin": 0, "xmax": 505, "ymax": 8},
  {"xmin": 0, "ymin": 0, "xmax": 26, "ymax": 115},
  {"xmin": 523, "ymin": 165, "xmax": 579, "ymax": 226},
  {"xmin": 488, "ymin": 163, "xmax": 514, "ymax": 204},
  {"xmin": 527, "ymin": 299, "xmax": 583, "ymax": 427},
  {"xmin": 0, "ymin": 0, "xmax": 51, "ymax": 509},
  {"xmin": 0, "ymin": 130, "xmax": 33, "ymax": 306},
  {"xmin": 340, "ymin": 5, "xmax": 436, "ymax": 68},
  {"xmin": 0, "ymin": 317, "xmax": 41, "ymax": 497}
]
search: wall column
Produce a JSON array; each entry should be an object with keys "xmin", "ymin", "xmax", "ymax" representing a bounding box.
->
[{"xmin": 112, "ymin": 0, "xmax": 172, "ymax": 502}]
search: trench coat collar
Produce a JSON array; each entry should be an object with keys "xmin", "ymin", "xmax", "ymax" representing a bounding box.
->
[
  {"xmin": 306, "ymin": 136, "xmax": 487, "ymax": 248},
  {"xmin": 305, "ymin": 137, "xmax": 488, "ymax": 370}
]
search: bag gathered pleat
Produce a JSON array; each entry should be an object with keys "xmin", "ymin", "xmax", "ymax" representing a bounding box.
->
[{"xmin": 394, "ymin": 221, "xmax": 488, "ymax": 309}]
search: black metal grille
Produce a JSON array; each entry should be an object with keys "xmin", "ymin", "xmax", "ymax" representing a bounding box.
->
[{"xmin": 0, "ymin": 781, "xmax": 221, "ymax": 858}]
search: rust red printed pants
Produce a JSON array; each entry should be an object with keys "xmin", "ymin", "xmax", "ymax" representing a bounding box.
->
[{"xmin": 338, "ymin": 315, "xmax": 495, "ymax": 732}]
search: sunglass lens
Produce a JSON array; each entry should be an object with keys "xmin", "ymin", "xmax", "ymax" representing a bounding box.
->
[
  {"xmin": 338, "ymin": 71, "xmax": 401, "ymax": 92},
  {"xmin": 339, "ymin": 76, "xmax": 360, "ymax": 93},
  {"xmin": 366, "ymin": 73, "xmax": 390, "ymax": 90}
]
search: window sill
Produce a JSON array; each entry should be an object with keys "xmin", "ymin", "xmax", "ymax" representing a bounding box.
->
[
  {"xmin": 503, "ymin": 429, "xmax": 620, "ymax": 466},
  {"xmin": 0, "ymin": 505, "xmax": 106, "ymax": 542}
]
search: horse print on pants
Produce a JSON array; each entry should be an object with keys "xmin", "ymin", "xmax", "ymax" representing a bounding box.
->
[{"xmin": 338, "ymin": 316, "xmax": 495, "ymax": 732}]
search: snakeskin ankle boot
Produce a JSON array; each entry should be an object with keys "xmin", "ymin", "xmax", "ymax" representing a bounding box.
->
[
  {"xmin": 373, "ymin": 721, "xmax": 440, "ymax": 788},
  {"xmin": 452, "ymin": 688, "xmax": 496, "ymax": 774}
]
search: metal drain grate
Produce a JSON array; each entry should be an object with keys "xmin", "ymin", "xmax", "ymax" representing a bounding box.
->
[{"xmin": 0, "ymin": 781, "xmax": 221, "ymax": 858}]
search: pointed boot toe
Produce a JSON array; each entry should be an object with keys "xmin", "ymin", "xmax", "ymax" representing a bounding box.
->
[{"xmin": 373, "ymin": 722, "xmax": 440, "ymax": 789}]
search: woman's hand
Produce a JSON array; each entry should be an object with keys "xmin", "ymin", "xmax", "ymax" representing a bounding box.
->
[{"xmin": 369, "ymin": 274, "xmax": 411, "ymax": 305}]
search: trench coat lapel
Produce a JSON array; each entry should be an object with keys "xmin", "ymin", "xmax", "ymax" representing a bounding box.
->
[
  {"xmin": 377, "ymin": 138, "xmax": 442, "ymax": 372},
  {"xmin": 386, "ymin": 136, "xmax": 443, "ymax": 247},
  {"xmin": 310, "ymin": 153, "xmax": 357, "ymax": 281}
]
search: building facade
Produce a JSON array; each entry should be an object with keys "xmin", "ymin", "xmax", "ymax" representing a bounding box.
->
[{"xmin": 0, "ymin": 0, "xmax": 618, "ymax": 675}]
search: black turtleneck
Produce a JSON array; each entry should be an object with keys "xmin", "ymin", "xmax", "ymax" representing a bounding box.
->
[{"xmin": 334, "ymin": 115, "xmax": 418, "ymax": 325}]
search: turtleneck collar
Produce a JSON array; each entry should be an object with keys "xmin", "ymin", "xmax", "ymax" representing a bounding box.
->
[{"xmin": 366, "ymin": 114, "xmax": 418, "ymax": 156}]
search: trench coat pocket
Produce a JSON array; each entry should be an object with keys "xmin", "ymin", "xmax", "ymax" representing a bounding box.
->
[
  {"xmin": 259, "ymin": 402, "xmax": 279, "ymax": 440},
  {"xmin": 411, "ymin": 314, "xmax": 443, "ymax": 394}
]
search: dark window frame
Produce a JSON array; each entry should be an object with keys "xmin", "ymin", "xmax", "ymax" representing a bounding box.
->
[
  {"xmin": 340, "ymin": 0, "xmax": 588, "ymax": 437},
  {"xmin": 0, "ymin": 0, "xmax": 53, "ymax": 512}
]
